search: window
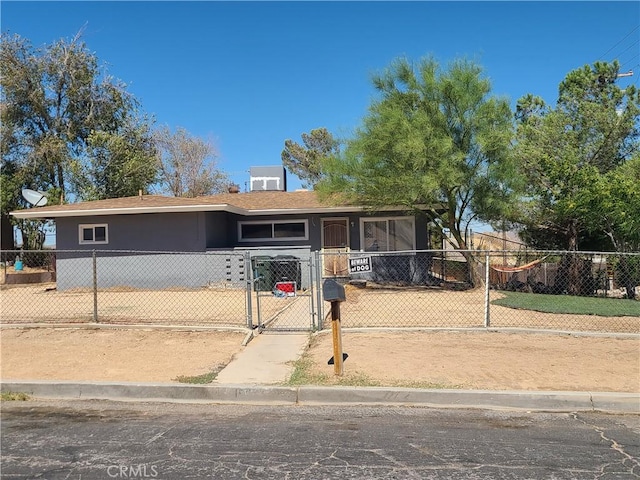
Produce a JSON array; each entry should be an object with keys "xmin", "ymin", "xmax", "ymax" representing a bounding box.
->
[
  {"xmin": 361, "ymin": 217, "xmax": 414, "ymax": 251},
  {"xmin": 79, "ymin": 224, "xmax": 109, "ymax": 245},
  {"xmin": 239, "ymin": 220, "xmax": 308, "ymax": 241}
]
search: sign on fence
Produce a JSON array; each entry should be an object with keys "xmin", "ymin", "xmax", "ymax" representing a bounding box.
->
[{"xmin": 348, "ymin": 255, "xmax": 372, "ymax": 274}]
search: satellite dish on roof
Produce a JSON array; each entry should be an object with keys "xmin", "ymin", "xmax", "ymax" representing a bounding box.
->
[{"xmin": 22, "ymin": 189, "xmax": 48, "ymax": 207}]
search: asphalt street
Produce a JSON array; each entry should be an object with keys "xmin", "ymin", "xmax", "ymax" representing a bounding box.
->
[{"xmin": 1, "ymin": 400, "xmax": 639, "ymax": 480}]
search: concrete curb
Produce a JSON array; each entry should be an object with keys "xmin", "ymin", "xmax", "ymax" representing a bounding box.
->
[
  {"xmin": 2, "ymin": 381, "xmax": 638, "ymax": 413},
  {"xmin": 298, "ymin": 386, "xmax": 640, "ymax": 412},
  {"xmin": 2, "ymin": 381, "xmax": 298, "ymax": 405}
]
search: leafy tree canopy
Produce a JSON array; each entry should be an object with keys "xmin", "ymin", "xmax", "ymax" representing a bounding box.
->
[
  {"xmin": 514, "ymin": 60, "xmax": 640, "ymax": 251},
  {"xmin": 0, "ymin": 33, "xmax": 157, "ymax": 204},
  {"xmin": 1, "ymin": 31, "xmax": 158, "ymax": 246},
  {"xmin": 318, "ymin": 56, "xmax": 518, "ymax": 285},
  {"xmin": 281, "ymin": 127, "xmax": 340, "ymax": 189},
  {"xmin": 153, "ymin": 125, "xmax": 229, "ymax": 198}
]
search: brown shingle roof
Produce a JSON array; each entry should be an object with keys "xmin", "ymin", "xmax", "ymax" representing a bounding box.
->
[
  {"xmin": 203, "ymin": 190, "xmax": 331, "ymax": 210},
  {"xmin": 10, "ymin": 190, "xmax": 359, "ymax": 219}
]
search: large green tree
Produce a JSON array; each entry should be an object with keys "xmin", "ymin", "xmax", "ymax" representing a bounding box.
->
[
  {"xmin": 153, "ymin": 126, "xmax": 229, "ymax": 198},
  {"xmin": 281, "ymin": 127, "xmax": 340, "ymax": 189},
  {"xmin": 514, "ymin": 61, "xmax": 640, "ymax": 251},
  {"xmin": 576, "ymin": 155, "xmax": 640, "ymax": 298},
  {"xmin": 319, "ymin": 57, "xmax": 517, "ymax": 286},
  {"xmin": 0, "ymin": 32, "xmax": 157, "ymax": 246},
  {"xmin": 514, "ymin": 61, "xmax": 639, "ymax": 296},
  {"xmin": 73, "ymin": 119, "xmax": 158, "ymax": 201}
]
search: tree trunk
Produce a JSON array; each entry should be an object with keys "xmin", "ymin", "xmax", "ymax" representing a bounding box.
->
[
  {"xmin": 618, "ymin": 256, "xmax": 637, "ymax": 300},
  {"xmin": 461, "ymin": 250, "xmax": 483, "ymax": 288},
  {"xmin": 449, "ymin": 225, "xmax": 482, "ymax": 288},
  {"xmin": 566, "ymin": 220, "xmax": 583, "ymax": 296},
  {"xmin": 1, "ymin": 214, "xmax": 15, "ymax": 250}
]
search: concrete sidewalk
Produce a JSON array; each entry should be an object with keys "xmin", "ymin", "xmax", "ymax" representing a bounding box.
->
[{"xmin": 2, "ymin": 329, "xmax": 639, "ymax": 413}]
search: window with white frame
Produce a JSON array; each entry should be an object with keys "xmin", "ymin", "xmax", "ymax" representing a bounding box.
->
[
  {"xmin": 239, "ymin": 220, "xmax": 308, "ymax": 241},
  {"xmin": 361, "ymin": 217, "xmax": 415, "ymax": 251},
  {"xmin": 79, "ymin": 224, "xmax": 109, "ymax": 245}
]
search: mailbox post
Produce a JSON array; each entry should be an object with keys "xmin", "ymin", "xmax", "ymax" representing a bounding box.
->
[{"xmin": 323, "ymin": 279, "xmax": 346, "ymax": 376}]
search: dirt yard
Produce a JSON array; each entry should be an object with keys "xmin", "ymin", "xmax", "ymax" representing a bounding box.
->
[
  {"xmin": 1, "ymin": 328, "xmax": 245, "ymax": 383},
  {"xmin": 305, "ymin": 331, "xmax": 640, "ymax": 393},
  {"xmin": 1, "ymin": 327, "xmax": 638, "ymax": 392}
]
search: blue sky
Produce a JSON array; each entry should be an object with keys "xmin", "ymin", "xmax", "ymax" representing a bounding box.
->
[{"xmin": 2, "ymin": 1, "xmax": 639, "ymax": 193}]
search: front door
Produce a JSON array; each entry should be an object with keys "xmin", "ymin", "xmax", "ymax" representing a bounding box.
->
[{"xmin": 321, "ymin": 218, "xmax": 349, "ymax": 277}]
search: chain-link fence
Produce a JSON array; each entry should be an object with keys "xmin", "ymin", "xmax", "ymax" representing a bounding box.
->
[
  {"xmin": 318, "ymin": 250, "xmax": 639, "ymax": 334},
  {"xmin": 1, "ymin": 250, "xmax": 252, "ymax": 328},
  {"xmin": 1, "ymin": 249, "xmax": 638, "ymax": 333}
]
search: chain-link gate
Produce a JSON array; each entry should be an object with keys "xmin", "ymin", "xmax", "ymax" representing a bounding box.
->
[{"xmin": 252, "ymin": 255, "xmax": 320, "ymax": 331}]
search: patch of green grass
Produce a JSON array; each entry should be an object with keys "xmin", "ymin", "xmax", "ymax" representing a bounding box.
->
[
  {"xmin": 492, "ymin": 291, "xmax": 640, "ymax": 317},
  {"xmin": 287, "ymin": 357, "xmax": 331, "ymax": 385},
  {"xmin": 1, "ymin": 391, "xmax": 30, "ymax": 401},
  {"xmin": 286, "ymin": 357, "xmax": 463, "ymax": 389},
  {"xmin": 174, "ymin": 369, "xmax": 219, "ymax": 384},
  {"xmin": 387, "ymin": 380, "xmax": 465, "ymax": 390},
  {"xmin": 333, "ymin": 372, "xmax": 381, "ymax": 387}
]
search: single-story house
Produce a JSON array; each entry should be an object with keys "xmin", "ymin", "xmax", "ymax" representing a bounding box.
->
[
  {"xmin": 11, "ymin": 189, "xmax": 431, "ymax": 252},
  {"xmin": 10, "ymin": 179, "xmax": 436, "ymax": 289}
]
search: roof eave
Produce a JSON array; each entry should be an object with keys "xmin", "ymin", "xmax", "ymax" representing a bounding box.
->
[
  {"xmin": 10, "ymin": 203, "xmax": 429, "ymax": 219},
  {"xmin": 9, "ymin": 204, "xmax": 243, "ymax": 219}
]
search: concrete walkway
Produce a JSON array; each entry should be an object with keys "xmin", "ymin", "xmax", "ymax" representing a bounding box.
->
[{"xmin": 215, "ymin": 332, "xmax": 309, "ymax": 384}]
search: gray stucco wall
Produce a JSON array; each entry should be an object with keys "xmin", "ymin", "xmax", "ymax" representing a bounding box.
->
[
  {"xmin": 56, "ymin": 213, "xmax": 207, "ymax": 251},
  {"xmin": 204, "ymin": 212, "xmax": 231, "ymax": 248},
  {"xmin": 55, "ymin": 248, "xmax": 313, "ymax": 291},
  {"xmin": 51, "ymin": 208, "xmax": 430, "ymax": 289},
  {"xmin": 55, "ymin": 210, "xmax": 428, "ymax": 253}
]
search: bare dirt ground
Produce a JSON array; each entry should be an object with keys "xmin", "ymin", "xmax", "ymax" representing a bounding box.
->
[
  {"xmin": 2, "ymin": 283, "xmax": 638, "ymax": 334},
  {"xmin": 304, "ymin": 331, "xmax": 640, "ymax": 393},
  {"xmin": 1, "ymin": 327, "xmax": 638, "ymax": 392},
  {"xmin": 1, "ymin": 328, "xmax": 245, "ymax": 383}
]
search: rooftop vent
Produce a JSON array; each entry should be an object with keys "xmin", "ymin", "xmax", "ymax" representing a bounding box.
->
[{"xmin": 249, "ymin": 166, "xmax": 287, "ymax": 192}]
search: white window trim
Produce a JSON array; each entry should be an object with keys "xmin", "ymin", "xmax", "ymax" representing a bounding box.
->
[
  {"xmin": 79, "ymin": 223, "xmax": 109, "ymax": 245},
  {"xmin": 238, "ymin": 219, "xmax": 309, "ymax": 242},
  {"xmin": 359, "ymin": 216, "xmax": 416, "ymax": 252}
]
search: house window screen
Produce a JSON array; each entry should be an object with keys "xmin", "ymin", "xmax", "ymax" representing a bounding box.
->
[
  {"xmin": 239, "ymin": 220, "xmax": 308, "ymax": 241},
  {"xmin": 274, "ymin": 222, "xmax": 306, "ymax": 238},
  {"xmin": 241, "ymin": 223, "xmax": 272, "ymax": 239},
  {"xmin": 364, "ymin": 220, "xmax": 387, "ymax": 251},
  {"xmin": 79, "ymin": 224, "xmax": 109, "ymax": 245},
  {"xmin": 361, "ymin": 217, "xmax": 414, "ymax": 251}
]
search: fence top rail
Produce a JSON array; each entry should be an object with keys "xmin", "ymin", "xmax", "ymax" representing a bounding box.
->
[
  {"xmin": 0, "ymin": 249, "xmax": 247, "ymax": 256},
  {"xmin": 2, "ymin": 248, "xmax": 638, "ymax": 256},
  {"xmin": 316, "ymin": 249, "xmax": 640, "ymax": 257}
]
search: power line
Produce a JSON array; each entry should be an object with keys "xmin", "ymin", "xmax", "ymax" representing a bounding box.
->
[
  {"xmin": 613, "ymin": 38, "xmax": 640, "ymax": 63},
  {"xmin": 620, "ymin": 51, "xmax": 639, "ymax": 70},
  {"xmin": 599, "ymin": 25, "xmax": 639, "ymax": 60}
]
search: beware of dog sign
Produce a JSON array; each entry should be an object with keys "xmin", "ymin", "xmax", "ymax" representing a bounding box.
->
[{"xmin": 348, "ymin": 255, "xmax": 372, "ymax": 274}]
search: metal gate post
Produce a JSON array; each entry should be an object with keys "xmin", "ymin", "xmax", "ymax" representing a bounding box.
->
[
  {"xmin": 244, "ymin": 251, "xmax": 253, "ymax": 329},
  {"xmin": 308, "ymin": 255, "xmax": 316, "ymax": 330},
  {"xmin": 315, "ymin": 250, "xmax": 324, "ymax": 330},
  {"xmin": 92, "ymin": 250, "xmax": 98, "ymax": 323},
  {"xmin": 484, "ymin": 252, "xmax": 491, "ymax": 328}
]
